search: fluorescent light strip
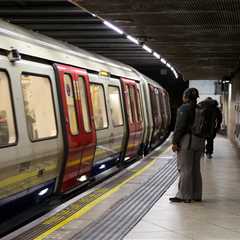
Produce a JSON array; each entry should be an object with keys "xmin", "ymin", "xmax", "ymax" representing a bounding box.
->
[
  {"xmin": 160, "ymin": 58, "xmax": 167, "ymax": 64},
  {"xmin": 166, "ymin": 63, "xmax": 171, "ymax": 68},
  {"xmin": 173, "ymin": 70, "xmax": 178, "ymax": 78},
  {"xmin": 103, "ymin": 21, "xmax": 124, "ymax": 35},
  {"xmin": 0, "ymin": 28, "xmax": 133, "ymax": 72},
  {"xmin": 153, "ymin": 52, "xmax": 160, "ymax": 59},
  {"xmin": 142, "ymin": 44, "xmax": 152, "ymax": 53},
  {"xmin": 127, "ymin": 35, "xmax": 139, "ymax": 45}
]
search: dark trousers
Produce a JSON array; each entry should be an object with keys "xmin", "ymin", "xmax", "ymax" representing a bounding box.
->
[{"xmin": 206, "ymin": 132, "xmax": 216, "ymax": 155}]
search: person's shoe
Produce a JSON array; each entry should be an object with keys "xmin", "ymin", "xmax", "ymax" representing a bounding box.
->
[
  {"xmin": 206, "ymin": 153, "xmax": 212, "ymax": 159},
  {"xmin": 169, "ymin": 197, "xmax": 183, "ymax": 202}
]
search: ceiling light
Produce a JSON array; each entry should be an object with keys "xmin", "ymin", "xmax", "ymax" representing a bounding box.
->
[
  {"xmin": 103, "ymin": 21, "xmax": 124, "ymax": 35},
  {"xmin": 160, "ymin": 58, "xmax": 167, "ymax": 64},
  {"xmin": 173, "ymin": 70, "xmax": 178, "ymax": 79},
  {"xmin": 153, "ymin": 52, "xmax": 160, "ymax": 59},
  {"xmin": 91, "ymin": 13, "xmax": 97, "ymax": 17},
  {"xmin": 127, "ymin": 35, "xmax": 139, "ymax": 45},
  {"xmin": 142, "ymin": 44, "xmax": 152, "ymax": 53},
  {"xmin": 166, "ymin": 63, "xmax": 171, "ymax": 68}
]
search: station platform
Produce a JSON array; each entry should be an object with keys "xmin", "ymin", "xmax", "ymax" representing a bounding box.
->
[
  {"xmin": 3, "ymin": 135, "xmax": 240, "ymax": 240},
  {"xmin": 124, "ymin": 135, "xmax": 240, "ymax": 240}
]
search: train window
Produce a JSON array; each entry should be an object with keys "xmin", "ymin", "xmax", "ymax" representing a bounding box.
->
[
  {"xmin": 64, "ymin": 74, "xmax": 79, "ymax": 135},
  {"xmin": 159, "ymin": 91, "xmax": 167, "ymax": 116},
  {"xmin": 21, "ymin": 74, "xmax": 57, "ymax": 141},
  {"xmin": 125, "ymin": 86, "xmax": 133, "ymax": 123},
  {"xmin": 129, "ymin": 86, "xmax": 138, "ymax": 122},
  {"xmin": 74, "ymin": 76, "xmax": 91, "ymax": 132},
  {"xmin": 0, "ymin": 71, "xmax": 16, "ymax": 147},
  {"xmin": 155, "ymin": 89, "xmax": 161, "ymax": 117},
  {"xmin": 135, "ymin": 89, "xmax": 142, "ymax": 122},
  {"xmin": 108, "ymin": 86, "xmax": 123, "ymax": 127},
  {"xmin": 90, "ymin": 83, "xmax": 108, "ymax": 130}
]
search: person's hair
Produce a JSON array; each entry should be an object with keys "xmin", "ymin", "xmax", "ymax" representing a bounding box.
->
[{"xmin": 183, "ymin": 88, "xmax": 199, "ymax": 102}]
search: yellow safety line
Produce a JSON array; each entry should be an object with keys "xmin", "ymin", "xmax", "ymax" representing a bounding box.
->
[{"xmin": 33, "ymin": 159, "xmax": 156, "ymax": 240}]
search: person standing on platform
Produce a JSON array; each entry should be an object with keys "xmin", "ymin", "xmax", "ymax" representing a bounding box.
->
[
  {"xmin": 169, "ymin": 88, "xmax": 205, "ymax": 203},
  {"xmin": 202, "ymin": 97, "xmax": 222, "ymax": 159}
]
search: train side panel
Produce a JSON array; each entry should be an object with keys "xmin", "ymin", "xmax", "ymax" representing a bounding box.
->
[
  {"xmin": 141, "ymin": 79, "xmax": 154, "ymax": 152},
  {"xmin": 137, "ymin": 73, "xmax": 170, "ymax": 151},
  {"xmin": 0, "ymin": 56, "xmax": 64, "ymax": 205},
  {"xmin": 88, "ymin": 73, "xmax": 125, "ymax": 173},
  {"xmin": 121, "ymin": 78, "xmax": 144, "ymax": 160}
]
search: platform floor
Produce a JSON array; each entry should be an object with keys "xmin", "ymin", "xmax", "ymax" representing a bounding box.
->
[{"xmin": 124, "ymin": 135, "xmax": 240, "ymax": 240}]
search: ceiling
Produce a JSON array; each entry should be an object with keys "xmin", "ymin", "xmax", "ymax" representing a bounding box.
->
[{"xmin": 0, "ymin": 0, "xmax": 239, "ymax": 80}]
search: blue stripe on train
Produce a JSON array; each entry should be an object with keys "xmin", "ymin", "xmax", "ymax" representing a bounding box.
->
[{"xmin": 0, "ymin": 179, "xmax": 56, "ymax": 207}]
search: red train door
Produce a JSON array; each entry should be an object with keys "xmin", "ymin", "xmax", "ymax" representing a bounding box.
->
[
  {"xmin": 121, "ymin": 78, "xmax": 144, "ymax": 159},
  {"xmin": 55, "ymin": 64, "xmax": 96, "ymax": 192}
]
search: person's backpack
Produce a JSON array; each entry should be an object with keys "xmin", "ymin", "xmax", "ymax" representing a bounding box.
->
[{"xmin": 191, "ymin": 102, "xmax": 215, "ymax": 138}]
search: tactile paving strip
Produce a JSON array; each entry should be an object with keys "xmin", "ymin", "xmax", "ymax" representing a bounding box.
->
[{"xmin": 70, "ymin": 157, "xmax": 177, "ymax": 240}]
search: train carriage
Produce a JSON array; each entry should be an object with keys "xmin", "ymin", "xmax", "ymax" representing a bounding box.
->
[{"xmin": 0, "ymin": 19, "xmax": 171, "ymax": 206}]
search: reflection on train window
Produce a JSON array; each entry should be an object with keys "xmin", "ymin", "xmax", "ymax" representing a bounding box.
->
[
  {"xmin": 64, "ymin": 74, "xmax": 79, "ymax": 135},
  {"xmin": 129, "ymin": 86, "xmax": 138, "ymax": 122},
  {"xmin": 162, "ymin": 92, "xmax": 168, "ymax": 116},
  {"xmin": 74, "ymin": 76, "xmax": 91, "ymax": 132},
  {"xmin": 136, "ymin": 89, "xmax": 142, "ymax": 122},
  {"xmin": 90, "ymin": 84, "xmax": 108, "ymax": 130},
  {"xmin": 0, "ymin": 71, "xmax": 16, "ymax": 147},
  {"xmin": 21, "ymin": 74, "xmax": 57, "ymax": 141},
  {"xmin": 160, "ymin": 92, "xmax": 166, "ymax": 115},
  {"xmin": 126, "ymin": 86, "xmax": 133, "ymax": 123},
  {"xmin": 108, "ymin": 86, "xmax": 123, "ymax": 127}
]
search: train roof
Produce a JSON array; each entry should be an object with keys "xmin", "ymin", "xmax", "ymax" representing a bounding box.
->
[
  {"xmin": 0, "ymin": 19, "xmax": 140, "ymax": 80},
  {"xmin": 135, "ymin": 71, "xmax": 165, "ymax": 90}
]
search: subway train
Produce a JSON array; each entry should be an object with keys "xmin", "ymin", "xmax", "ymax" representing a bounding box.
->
[{"xmin": 0, "ymin": 20, "xmax": 171, "ymax": 207}]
